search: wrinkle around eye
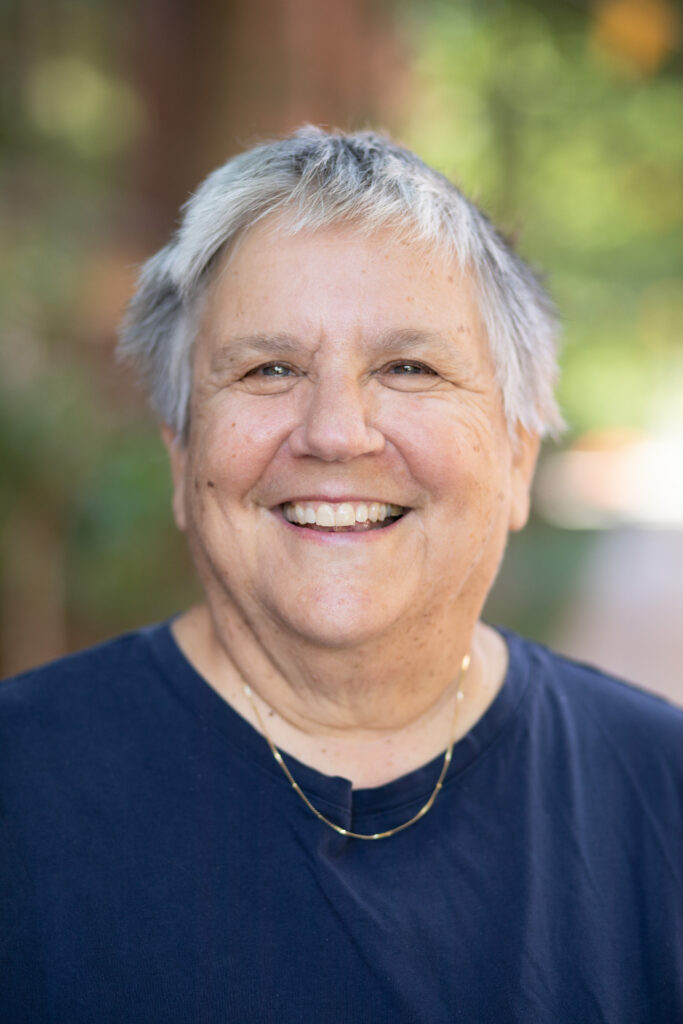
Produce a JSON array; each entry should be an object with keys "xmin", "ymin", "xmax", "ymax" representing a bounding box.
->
[
  {"xmin": 377, "ymin": 363, "xmax": 451, "ymax": 392},
  {"xmin": 236, "ymin": 363, "xmax": 303, "ymax": 394}
]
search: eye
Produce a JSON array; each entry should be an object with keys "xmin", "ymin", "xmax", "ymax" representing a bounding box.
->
[
  {"xmin": 245, "ymin": 362, "xmax": 294, "ymax": 378},
  {"xmin": 239, "ymin": 361, "xmax": 301, "ymax": 394},
  {"xmin": 386, "ymin": 362, "xmax": 436, "ymax": 376},
  {"xmin": 379, "ymin": 360, "xmax": 442, "ymax": 391}
]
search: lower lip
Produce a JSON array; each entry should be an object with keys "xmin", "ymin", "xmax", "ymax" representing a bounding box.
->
[{"xmin": 274, "ymin": 507, "xmax": 408, "ymax": 542}]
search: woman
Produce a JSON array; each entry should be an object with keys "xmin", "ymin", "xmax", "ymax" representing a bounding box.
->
[{"xmin": 2, "ymin": 127, "xmax": 681, "ymax": 1022}]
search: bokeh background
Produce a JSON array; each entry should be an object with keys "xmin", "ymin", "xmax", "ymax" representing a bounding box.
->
[{"xmin": 1, "ymin": 0, "xmax": 682, "ymax": 702}]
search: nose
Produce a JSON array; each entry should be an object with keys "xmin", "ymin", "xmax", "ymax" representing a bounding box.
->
[{"xmin": 287, "ymin": 375, "xmax": 385, "ymax": 462}]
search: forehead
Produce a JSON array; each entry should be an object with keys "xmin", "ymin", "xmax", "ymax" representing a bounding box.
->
[{"xmin": 197, "ymin": 215, "xmax": 489, "ymax": 364}]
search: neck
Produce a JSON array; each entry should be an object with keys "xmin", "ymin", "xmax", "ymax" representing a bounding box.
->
[{"xmin": 172, "ymin": 601, "xmax": 508, "ymax": 787}]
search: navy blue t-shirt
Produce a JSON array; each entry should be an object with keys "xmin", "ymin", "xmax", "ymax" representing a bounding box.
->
[{"xmin": 1, "ymin": 622, "xmax": 681, "ymax": 1023}]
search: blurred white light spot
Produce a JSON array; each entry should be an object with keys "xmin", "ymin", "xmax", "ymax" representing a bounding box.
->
[{"xmin": 535, "ymin": 431, "xmax": 683, "ymax": 528}]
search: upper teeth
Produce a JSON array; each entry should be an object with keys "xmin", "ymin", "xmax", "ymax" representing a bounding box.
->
[{"xmin": 283, "ymin": 501, "xmax": 404, "ymax": 527}]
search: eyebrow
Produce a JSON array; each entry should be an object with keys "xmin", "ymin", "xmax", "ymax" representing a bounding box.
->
[
  {"xmin": 208, "ymin": 327, "xmax": 476, "ymax": 374},
  {"xmin": 209, "ymin": 334, "xmax": 300, "ymax": 374}
]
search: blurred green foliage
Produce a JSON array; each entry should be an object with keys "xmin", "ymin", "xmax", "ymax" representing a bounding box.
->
[
  {"xmin": 400, "ymin": 0, "xmax": 683, "ymax": 436},
  {"xmin": 66, "ymin": 431, "xmax": 199, "ymax": 632}
]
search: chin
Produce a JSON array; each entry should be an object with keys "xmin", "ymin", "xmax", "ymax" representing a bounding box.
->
[{"xmin": 267, "ymin": 601, "xmax": 400, "ymax": 651}]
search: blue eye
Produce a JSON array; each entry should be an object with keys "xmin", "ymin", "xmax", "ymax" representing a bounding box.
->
[
  {"xmin": 240, "ymin": 361, "xmax": 301, "ymax": 392},
  {"xmin": 388, "ymin": 362, "xmax": 434, "ymax": 375},
  {"xmin": 250, "ymin": 363, "xmax": 292, "ymax": 377}
]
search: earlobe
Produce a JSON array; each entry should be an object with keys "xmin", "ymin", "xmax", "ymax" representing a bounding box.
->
[
  {"xmin": 509, "ymin": 427, "xmax": 541, "ymax": 533},
  {"xmin": 161, "ymin": 423, "xmax": 188, "ymax": 532}
]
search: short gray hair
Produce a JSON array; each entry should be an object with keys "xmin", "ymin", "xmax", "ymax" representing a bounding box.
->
[{"xmin": 118, "ymin": 125, "xmax": 565, "ymax": 440}]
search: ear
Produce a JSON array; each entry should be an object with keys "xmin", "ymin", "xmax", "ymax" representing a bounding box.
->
[
  {"xmin": 161, "ymin": 424, "xmax": 188, "ymax": 532},
  {"xmin": 508, "ymin": 427, "xmax": 541, "ymax": 533}
]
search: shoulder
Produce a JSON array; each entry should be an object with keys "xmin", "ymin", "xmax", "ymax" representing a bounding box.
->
[
  {"xmin": 525, "ymin": 632, "xmax": 682, "ymax": 726},
  {"xmin": 504, "ymin": 628, "xmax": 683, "ymax": 778},
  {"xmin": 1, "ymin": 625, "xmax": 157, "ymax": 702},
  {"xmin": 0, "ymin": 622, "xmax": 188, "ymax": 836},
  {"xmin": 0, "ymin": 623, "xmax": 173, "ymax": 756}
]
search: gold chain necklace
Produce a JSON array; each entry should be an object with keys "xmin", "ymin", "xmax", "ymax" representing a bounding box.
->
[{"xmin": 242, "ymin": 652, "xmax": 471, "ymax": 841}]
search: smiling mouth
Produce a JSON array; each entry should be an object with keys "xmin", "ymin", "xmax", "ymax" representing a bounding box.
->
[{"xmin": 281, "ymin": 501, "xmax": 407, "ymax": 532}]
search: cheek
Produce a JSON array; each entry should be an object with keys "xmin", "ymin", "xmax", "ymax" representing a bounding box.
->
[
  {"xmin": 191, "ymin": 403, "xmax": 287, "ymax": 493},
  {"xmin": 390, "ymin": 405, "xmax": 505, "ymax": 510}
]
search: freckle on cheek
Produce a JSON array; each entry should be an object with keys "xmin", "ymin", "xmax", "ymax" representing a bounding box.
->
[{"xmin": 207, "ymin": 480, "xmax": 215, "ymax": 488}]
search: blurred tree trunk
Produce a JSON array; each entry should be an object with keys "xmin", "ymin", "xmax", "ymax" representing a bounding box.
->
[
  {"xmin": 1, "ymin": 504, "xmax": 67, "ymax": 677},
  {"xmin": 128, "ymin": 0, "xmax": 407, "ymax": 241}
]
